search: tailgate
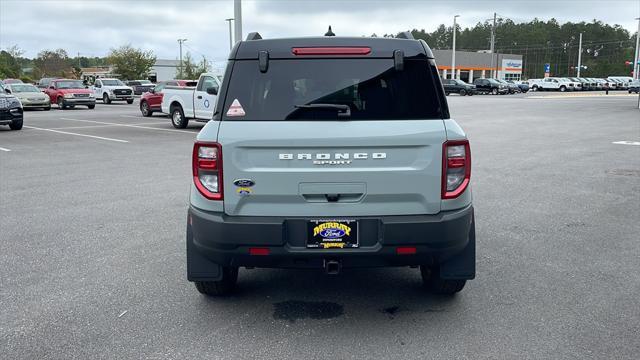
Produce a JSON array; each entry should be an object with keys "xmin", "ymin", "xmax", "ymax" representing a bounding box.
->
[{"xmin": 219, "ymin": 120, "xmax": 445, "ymax": 217}]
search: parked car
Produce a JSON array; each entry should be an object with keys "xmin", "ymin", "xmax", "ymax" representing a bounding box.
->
[
  {"xmin": 628, "ymin": 79, "xmax": 640, "ymax": 94},
  {"xmin": 126, "ymin": 80, "xmax": 155, "ymax": 95},
  {"xmin": 442, "ymin": 79, "xmax": 475, "ymax": 96},
  {"xmin": 161, "ymin": 73, "xmax": 220, "ymax": 128},
  {"xmin": 3, "ymin": 78, "xmax": 23, "ymax": 85},
  {"xmin": 473, "ymin": 78, "xmax": 508, "ymax": 94},
  {"xmin": 4, "ymin": 83, "xmax": 51, "ymax": 110},
  {"xmin": 187, "ymin": 33, "xmax": 475, "ymax": 296},
  {"xmin": 497, "ymin": 79, "xmax": 519, "ymax": 93},
  {"xmin": 0, "ymin": 83, "xmax": 24, "ymax": 130},
  {"xmin": 530, "ymin": 77, "xmax": 572, "ymax": 92},
  {"xmin": 608, "ymin": 78, "xmax": 626, "ymax": 90},
  {"xmin": 44, "ymin": 79, "xmax": 96, "ymax": 109},
  {"xmin": 510, "ymin": 80, "xmax": 529, "ymax": 93},
  {"xmin": 37, "ymin": 77, "xmax": 57, "ymax": 90},
  {"xmin": 92, "ymin": 78, "xmax": 134, "ymax": 104},
  {"xmin": 589, "ymin": 78, "xmax": 604, "ymax": 90},
  {"xmin": 570, "ymin": 77, "xmax": 590, "ymax": 90},
  {"xmin": 139, "ymin": 80, "xmax": 196, "ymax": 117}
]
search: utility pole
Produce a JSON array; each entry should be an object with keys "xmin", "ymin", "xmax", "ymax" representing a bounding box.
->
[
  {"xmin": 490, "ymin": 12, "xmax": 497, "ymax": 77},
  {"xmin": 634, "ymin": 17, "xmax": 640, "ymax": 80},
  {"xmin": 451, "ymin": 15, "xmax": 460, "ymax": 80},
  {"xmin": 234, "ymin": 0, "xmax": 242, "ymax": 44},
  {"xmin": 177, "ymin": 38, "xmax": 187, "ymax": 77},
  {"xmin": 225, "ymin": 18, "xmax": 234, "ymax": 51},
  {"xmin": 77, "ymin": 52, "xmax": 81, "ymax": 68},
  {"xmin": 577, "ymin": 33, "xmax": 583, "ymax": 77}
]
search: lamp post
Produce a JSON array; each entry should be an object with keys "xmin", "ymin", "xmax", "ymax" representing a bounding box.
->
[
  {"xmin": 234, "ymin": 0, "xmax": 242, "ymax": 44},
  {"xmin": 225, "ymin": 18, "xmax": 234, "ymax": 51},
  {"xmin": 177, "ymin": 38, "xmax": 187, "ymax": 77},
  {"xmin": 451, "ymin": 15, "xmax": 460, "ymax": 80},
  {"xmin": 634, "ymin": 17, "xmax": 640, "ymax": 80}
]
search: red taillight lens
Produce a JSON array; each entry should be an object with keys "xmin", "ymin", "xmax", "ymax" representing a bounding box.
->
[
  {"xmin": 442, "ymin": 140, "xmax": 471, "ymax": 199},
  {"xmin": 291, "ymin": 47, "xmax": 371, "ymax": 56},
  {"xmin": 193, "ymin": 141, "xmax": 223, "ymax": 200}
]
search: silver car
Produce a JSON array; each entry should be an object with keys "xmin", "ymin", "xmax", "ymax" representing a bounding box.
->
[{"xmin": 5, "ymin": 83, "xmax": 51, "ymax": 110}]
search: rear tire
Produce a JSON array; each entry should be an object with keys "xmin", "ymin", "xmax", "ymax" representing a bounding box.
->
[
  {"xmin": 194, "ymin": 267, "xmax": 239, "ymax": 296},
  {"xmin": 420, "ymin": 266, "xmax": 466, "ymax": 295},
  {"xmin": 140, "ymin": 101, "xmax": 152, "ymax": 117},
  {"xmin": 171, "ymin": 105, "xmax": 188, "ymax": 129},
  {"xmin": 559, "ymin": 86, "xmax": 566, "ymax": 92},
  {"xmin": 532, "ymin": 85, "xmax": 538, "ymax": 92},
  {"xmin": 491, "ymin": 88, "xmax": 498, "ymax": 95},
  {"xmin": 103, "ymin": 93, "xmax": 111, "ymax": 104},
  {"xmin": 9, "ymin": 119, "xmax": 23, "ymax": 130},
  {"xmin": 459, "ymin": 89, "xmax": 467, "ymax": 96}
]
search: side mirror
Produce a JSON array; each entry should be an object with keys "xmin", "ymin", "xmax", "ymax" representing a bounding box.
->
[
  {"xmin": 4, "ymin": 88, "xmax": 10, "ymax": 94},
  {"xmin": 206, "ymin": 87, "xmax": 218, "ymax": 95},
  {"xmin": 49, "ymin": 86, "xmax": 55, "ymax": 89}
]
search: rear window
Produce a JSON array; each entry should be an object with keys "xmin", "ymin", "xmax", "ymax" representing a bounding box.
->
[{"xmin": 222, "ymin": 59, "xmax": 444, "ymax": 121}]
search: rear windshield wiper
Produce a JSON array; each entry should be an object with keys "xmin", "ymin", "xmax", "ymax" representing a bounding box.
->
[{"xmin": 294, "ymin": 103, "xmax": 351, "ymax": 118}]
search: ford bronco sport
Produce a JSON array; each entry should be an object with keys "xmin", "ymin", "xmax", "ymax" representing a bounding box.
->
[{"xmin": 187, "ymin": 32, "xmax": 475, "ymax": 296}]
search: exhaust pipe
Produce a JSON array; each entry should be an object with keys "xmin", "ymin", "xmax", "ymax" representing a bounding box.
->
[{"xmin": 324, "ymin": 259, "xmax": 341, "ymax": 275}]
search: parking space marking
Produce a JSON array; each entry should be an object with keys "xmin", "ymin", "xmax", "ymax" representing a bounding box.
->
[
  {"xmin": 0, "ymin": 147, "xmax": 11, "ymax": 152},
  {"xmin": 24, "ymin": 126, "xmax": 129, "ymax": 143},
  {"xmin": 612, "ymin": 141, "xmax": 640, "ymax": 146},
  {"xmin": 47, "ymin": 122, "xmax": 166, "ymax": 130},
  {"xmin": 59, "ymin": 117, "xmax": 195, "ymax": 134}
]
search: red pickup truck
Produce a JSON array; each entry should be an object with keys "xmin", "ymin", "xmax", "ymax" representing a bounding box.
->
[
  {"xmin": 139, "ymin": 80, "xmax": 195, "ymax": 117},
  {"xmin": 44, "ymin": 79, "xmax": 96, "ymax": 110}
]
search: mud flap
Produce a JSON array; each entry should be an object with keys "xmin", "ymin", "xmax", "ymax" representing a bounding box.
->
[
  {"xmin": 440, "ymin": 216, "xmax": 476, "ymax": 280},
  {"xmin": 187, "ymin": 223, "xmax": 223, "ymax": 281}
]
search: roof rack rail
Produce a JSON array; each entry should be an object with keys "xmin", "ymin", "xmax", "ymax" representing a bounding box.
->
[
  {"xmin": 246, "ymin": 32, "xmax": 262, "ymax": 41},
  {"xmin": 396, "ymin": 31, "xmax": 414, "ymax": 40}
]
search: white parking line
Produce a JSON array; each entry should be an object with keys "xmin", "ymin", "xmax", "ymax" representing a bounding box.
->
[
  {"xmin": 0, "ymin": 147, "xmax": 11, "ymax": 152},
  {"xmin": 24, "ymin": 126, "xmax": 129, "ymax": 143},
  {"xmin": 612, "ymin": 141, "xmax": 640, "ymax": 146},
  {"xmin": 60, "ymin": 117, "xmax": 194, "ymax": 133},
  {"xmin": 47, "ymin": 122, "xmax": 166, "ymax": 130}
]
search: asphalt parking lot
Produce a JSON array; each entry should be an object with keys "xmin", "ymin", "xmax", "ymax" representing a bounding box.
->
[{"xmin": 1, "ymin": 93, "xmax": 639, "ymax": 359}]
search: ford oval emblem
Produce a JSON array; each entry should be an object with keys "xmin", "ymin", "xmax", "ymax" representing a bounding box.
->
[
  {"xmin": 233, "ymin": 179, "xmax": 255, "ymax": 187},
  {"xmin": 319, "ymin": 228, "xmax": 346, "ymax": 239}
]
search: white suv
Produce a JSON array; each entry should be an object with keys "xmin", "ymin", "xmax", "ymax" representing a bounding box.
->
[{"xmin": 92, "ymin": 78, "xmax": 134, "ymax": 104}]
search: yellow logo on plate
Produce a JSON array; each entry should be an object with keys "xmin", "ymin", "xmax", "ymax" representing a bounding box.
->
[
  {"xmin": 313, "ymin": 222, "xmax": 352, "ymax": 237},
  {"xmin": 322, "ymin": 242, "xmax": 345, "ymax": 249}
]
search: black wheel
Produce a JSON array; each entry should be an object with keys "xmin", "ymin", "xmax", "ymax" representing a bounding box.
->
[
  {"xmin": 559, "ymin": 86, "xmax": 566, "ymax": 92},
  {"xmin": 459, "ymin": 89, "xmax": 467, "ymax": 96},
  {"xmin": 491, "ymin": 88, "xmax": 498, "ymax": 95},
  {"xmin": 532, "ymin": 85, "xmax": 538, "ymax": 92},
  {"xmin": 87, "ymin": 104, "xmax": 95, "ymax": 109},
  {"xmin": 103, "ymin": 93, "xmax": 111, "ymax": 104},
  {"xmin": 171, "ymin": 105, "xmax": 188, "ymax": 129},
  {"xmin": 9, "ymin": 119, "xmax": 23, "ymax": 130},
  {"xmin": 57, "ymin": 97, "xmax": 66, "ymax": 109},
  {"xmin": 126, "ymin": 99, "xmax": 134, "ymax": 104},
  {"xmin": 194, "ymin": 267, "xmax": 239, "ymax": 296},
  {"xmin": 420, "ymin": 266, "xmax": 466, "ymax": 295},
  {"xmin": 140, "ymin": 101, "xmax": 152, "ymax": 117},
  {"xmin": 44, "ymin": 106, "xmax": 51, "ymax": 111},
  {"xmin": 445, "ymin": 92, "xmax": 450, "ymax": 96}
]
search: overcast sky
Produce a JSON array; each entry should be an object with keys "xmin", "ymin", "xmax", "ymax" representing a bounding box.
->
[{"xmin": 1, "ymin": 0, "xmax": 639, "ymax": 67}]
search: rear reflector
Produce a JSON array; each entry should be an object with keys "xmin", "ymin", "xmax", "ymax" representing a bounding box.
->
[
  {"xmin": 396, "ymin": 246, "xmax": 417, "ymax": 255},
  {"xmin": 292, "ymin": 47, "xmax": 371, "ymax": 56},
  {"xmin": 249, "ymin": 248, "xmax": 270, "ymax": 256}
]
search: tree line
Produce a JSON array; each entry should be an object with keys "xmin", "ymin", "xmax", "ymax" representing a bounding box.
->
[
  {"xmin": 379, "ymin": 18, "xmax": 637, "ymax": 78},
  {"xmin": 0, "ymin": 44, "xmax": 209, "ymax": 83}
]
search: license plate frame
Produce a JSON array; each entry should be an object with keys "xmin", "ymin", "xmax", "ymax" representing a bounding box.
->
[{"xmin": 307, "ymin": 219, "xmax": 358, "ymax": 249}]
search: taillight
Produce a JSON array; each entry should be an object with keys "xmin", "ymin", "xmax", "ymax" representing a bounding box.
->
[
  {"xmin": 442, "ymin": 140, "xmax": 471, "ymax": 199},
  {"xmin": 193, "ymin": 141, "xmax": 223, "ymax": 200}
]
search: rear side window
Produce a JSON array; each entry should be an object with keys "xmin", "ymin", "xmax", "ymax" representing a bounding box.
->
[{"xmin": 222, "ymin": 59, "xmax": 444, "ymax": 121}]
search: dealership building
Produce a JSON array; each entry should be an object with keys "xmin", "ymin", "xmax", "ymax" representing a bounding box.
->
[{"xmin": 432, "ymin": 50, "xmax": 523, "ymax": 82}]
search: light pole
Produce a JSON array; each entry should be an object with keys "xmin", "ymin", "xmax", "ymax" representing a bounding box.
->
[
  {"xmin": 225, "ymin": 18, "xmax": 234, "ymax": 51},
  {"xmin": 634, "ymin": 17, "xmax": 639, "ymax": 80},
  {"xmin": 177, "ymin": 38, "xmax": 187, "ymax": 77},
  {"xmin": 452, "ymin": 15, "xmax": 460, "ymax": 80},
  {"xmin": 234, "ymin": 0, "xmax": 243, "ymax": 44},
  {"xmin": 577, "ymin": 33, "xmax": 583, "ymax": 77}
]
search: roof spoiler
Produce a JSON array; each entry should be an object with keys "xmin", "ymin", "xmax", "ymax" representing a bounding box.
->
[
  {"xmin": 396, "ymin": 31, "xmax": 414, "ymax": 40},
  {"xmin": 246, "ymin": 32, "xmax": 262, "ymax": 41}
]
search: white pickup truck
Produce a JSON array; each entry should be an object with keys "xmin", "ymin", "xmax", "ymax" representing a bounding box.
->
[
  {"xmin": 529, "ymin": 77, "xmax": 574, "ymax": 92},
  {"xmin": 161, "ymin": 73, "xmax": 221, "ymax": 128}
]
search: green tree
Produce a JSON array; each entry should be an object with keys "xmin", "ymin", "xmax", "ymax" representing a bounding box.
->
[
  {"xmin": 107, "ymin": 44, "xmax": 156, "ymax": 80},
  {"xmin": 0, "ymin": 50, "xmax": 21, "ymax": 78},
  {"xmin": 33, "ymin": 49, "xmax": 71, "ymax": 78},
  {"xmin": 178, "ymin": 52, "xmax": 209, "ymax": 79}
]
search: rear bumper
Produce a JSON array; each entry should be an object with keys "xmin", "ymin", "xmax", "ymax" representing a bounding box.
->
[{"xmin": 187, "ymin": 205, "xmax": 475, "ymax": 280}]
